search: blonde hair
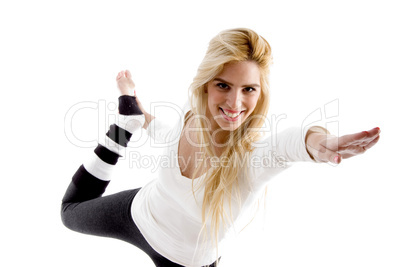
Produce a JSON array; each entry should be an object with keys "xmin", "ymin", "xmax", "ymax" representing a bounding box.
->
[{"xmin": 187, "ymin": 28, "xmax": 273, "ymax": 265}]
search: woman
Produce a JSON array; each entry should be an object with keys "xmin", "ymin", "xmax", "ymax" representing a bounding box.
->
[{"xmin": 61, "ymin": 28, "xmax": 380, "ymax": 267}]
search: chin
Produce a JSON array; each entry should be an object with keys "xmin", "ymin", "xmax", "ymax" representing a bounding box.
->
[{"xmin": 217, "ymin": 120, "xmax": 243, "ymax": 132}]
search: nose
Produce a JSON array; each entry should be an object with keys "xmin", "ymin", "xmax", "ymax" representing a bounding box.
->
[{"xmin": 227, "ymin": 89, "xmax": 242, "ymax": 109}]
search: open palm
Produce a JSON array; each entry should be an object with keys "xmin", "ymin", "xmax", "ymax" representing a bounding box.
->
[{"xmin": 306, "ymin": 127, "xmax": 381, "ymax": 164}]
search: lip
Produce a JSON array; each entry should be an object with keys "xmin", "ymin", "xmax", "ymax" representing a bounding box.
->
[
  {"xmin": 221, "ymin": 108, "xmax": 243, "ymax": 113},
  {"xmin": 219, "ymin": 107, "xmax": 243, "ymax": 121}
]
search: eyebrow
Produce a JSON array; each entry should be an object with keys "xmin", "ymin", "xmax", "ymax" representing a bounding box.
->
[{"xmin": 213, "ymin": 77, "xmax": 260, "ymax": 88}]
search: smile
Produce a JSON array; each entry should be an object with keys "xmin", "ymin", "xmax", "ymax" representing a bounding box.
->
[{"xmin": 219, "ymin": 107, "xmax": 244, "ymax": 121}]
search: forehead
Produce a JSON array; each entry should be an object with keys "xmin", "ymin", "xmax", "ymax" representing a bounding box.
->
[{"xmin": 216, "ymin": 61, "xmax": 261, "ymax": 84}]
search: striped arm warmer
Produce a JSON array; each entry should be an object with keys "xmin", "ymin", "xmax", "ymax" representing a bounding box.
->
[{"xmin": 73, "ymin": 95, "xmax": 145, "ymax": 193}]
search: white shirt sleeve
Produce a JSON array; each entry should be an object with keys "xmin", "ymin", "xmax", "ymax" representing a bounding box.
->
[
  {"xmin": 248, "ymin": 127, "xmax": 315, "ymax": 186},
  {"xmin": 146, "ymin": 101, "xmax": 189, "ymax": 145},
  {"xmin": 146, "ymin": 117, "xmax": 180, "ymax": 146}
]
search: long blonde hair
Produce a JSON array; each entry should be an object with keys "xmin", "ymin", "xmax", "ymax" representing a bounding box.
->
[{"xmin": 188, "ymin": 28, "xmax": 273, "ymax": 264}]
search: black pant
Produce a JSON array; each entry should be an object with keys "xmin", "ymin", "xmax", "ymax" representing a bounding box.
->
[{"xmin": 61, "ymin": 179, "xmax": 219, "ymax": 267}]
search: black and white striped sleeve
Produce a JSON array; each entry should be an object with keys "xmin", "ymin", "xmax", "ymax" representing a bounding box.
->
[{"xmin": 72, "ymin": 95, "xmax": 145, "ymax": 191}]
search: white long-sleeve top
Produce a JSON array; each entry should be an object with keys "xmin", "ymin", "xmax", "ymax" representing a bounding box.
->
[{"xmin": 131, "ymin": 102, "xmax": 315, "ymax": 266}]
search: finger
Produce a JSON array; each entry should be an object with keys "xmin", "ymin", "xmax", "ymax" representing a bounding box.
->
[
  {"xmin": 125, "ymin": 70, "xmax": 132, "ymax": 78},
  {"xmin": 338, "ymin": 145, "xmax": 366, "ymax": 159},
  {"xmin": 325, "ymin": 127, "xmax": 380, "ymax": 150},
  {"xmin": 363, "ymin": 135, "xmax": 380, "ymax": 151},
  {"xmin": 360, "ymin": 134, "xmax": 380, "ymax": 147},
  {"xmin": 338, "ymin": 135, "xmax": 380, "ymax": 159},
  {"xmin": 341, "ymin": 127, "xmax": 380, "ymax": 149},
  {"xmin": 334, "ymin": 154, "xmax": 342, "ymax": 164},
  {"xmin": 339, "ymin": 151, "xmax": 356, "ymax": 159},
  {"xmin": 367, "ymin": 127, "xmax": 381, "ymax": 136},
  {"xmin": 361, "ymin": 127, "xmax": 381, "ymax": 145},
  {"xmin": 308, "ymin": 142, "xmax": 341, "ymax": 164},
  {"xmin": 318, "ymin": 146, "xmax": 342, "ymax": 164},
  {"xmin": 337, "ymin": 131, "xmax": 369, "ymax": 147}
]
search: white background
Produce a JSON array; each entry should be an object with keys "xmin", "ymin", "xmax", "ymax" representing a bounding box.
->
[{"xmin": 1, "ymin": 0, "xmax": 401, "ymax": 266}]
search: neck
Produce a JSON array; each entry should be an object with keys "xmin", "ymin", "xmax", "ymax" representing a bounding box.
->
[{"xmin": 210, "ymin": 128, "xmax": 230, "ymax": 147}]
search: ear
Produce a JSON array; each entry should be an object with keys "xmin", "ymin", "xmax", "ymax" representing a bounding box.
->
[{"xmin": 203, "ymin": 84, "xmax": 208, "ymax": 93}]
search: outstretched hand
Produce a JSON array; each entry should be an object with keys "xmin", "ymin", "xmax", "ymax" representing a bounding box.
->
[{"xmin": 306, "ymin": 127, "xmax": 381, "ymax": 164}]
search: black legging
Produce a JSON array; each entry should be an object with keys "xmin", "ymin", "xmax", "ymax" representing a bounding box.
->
[{"xmin": 60, "ymin": 171, "xmax": 219, "ymax": 267}]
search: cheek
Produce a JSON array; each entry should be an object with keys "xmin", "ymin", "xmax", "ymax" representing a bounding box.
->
[
  {"xmin": 253, "ymin": 98, "xmax": 260, "ymax": 109},
  {"xmin": 208, "ymin": 91, "xmax": 224, "ymax": 106},
  {"xmin": 207, "ymin": 94, "xmax": 219, "ymax": 115},
  {"xmin": 247, "ymin": 95, "xmax": 260, "ymax": 111}
]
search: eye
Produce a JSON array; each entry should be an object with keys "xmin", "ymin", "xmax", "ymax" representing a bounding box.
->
[
  {"xmin": 244, "ymin": 87, "xmax": 256, "ymax": 92},
  {"xmin": 217, "ymin": 83, "xmax": 229, "ymax": 89}
]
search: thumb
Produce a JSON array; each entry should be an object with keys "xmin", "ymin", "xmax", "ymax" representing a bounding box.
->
[
  {"xmin": 324, "ymin": 152, "xmax": 341, "ymax": 164},
  {"xmin": 315, "ymin": 136, "xmax": 342, "ymax": 164},
  {"xmin": 309, "ymin": 146, "xmax": 341, "ymax": 164}
]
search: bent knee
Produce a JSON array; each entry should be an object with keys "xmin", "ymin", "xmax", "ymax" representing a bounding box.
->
[{"xmin": 60, "ymin": 202, "xmax": 77, "ymax": 230}]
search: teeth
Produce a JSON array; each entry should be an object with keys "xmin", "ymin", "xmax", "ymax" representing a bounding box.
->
[{"xmin": 222, "ymin": 108, "xmax": 241, "ymax": 118}]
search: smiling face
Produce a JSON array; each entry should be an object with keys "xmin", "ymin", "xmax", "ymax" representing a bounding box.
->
[{"xmin": 205, "ymin": 60, "xmax": 261, "ymax": 135}]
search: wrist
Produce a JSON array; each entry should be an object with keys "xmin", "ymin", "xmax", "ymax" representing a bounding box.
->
[{"xmin": 305, "ymin": 126, "xmax": 330, "ymax": 161}]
